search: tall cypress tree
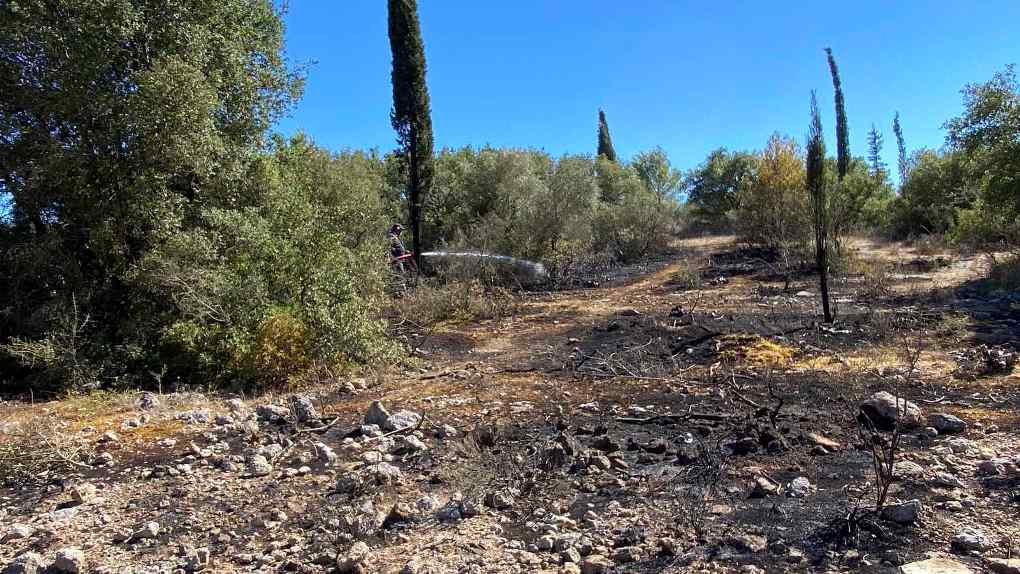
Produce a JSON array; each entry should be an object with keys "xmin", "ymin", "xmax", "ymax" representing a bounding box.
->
[
  {"xmin": 388, "ymin": 0, "xmax": 434, "ymax": 271},
  {"xmin": 892, "ymin": 112, "xmax": 908, "ymax": 186},
  {"xmin": 807, "ymin": 92, "xmax": 833, "ymax": 323},
  {"xmin": 867, "ymin": 124, "xmax": 886, "ymax": 178},
  {"xmin": 825, "ymin": 48, "xmax": 849, "ymax": 181},
  {"xmin": 597, "ymin": 109, "xmax": 618, "ymax": 162}
]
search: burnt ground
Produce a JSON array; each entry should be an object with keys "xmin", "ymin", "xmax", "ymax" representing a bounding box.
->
[{"xmin": 1, "ymin": 235, "xmax": 1018, "ymax": 574}]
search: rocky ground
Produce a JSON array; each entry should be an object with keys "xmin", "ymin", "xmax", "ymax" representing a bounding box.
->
[{"xmin": 1, "ymin": 236, "xmax": 1018, "ymax": 574}]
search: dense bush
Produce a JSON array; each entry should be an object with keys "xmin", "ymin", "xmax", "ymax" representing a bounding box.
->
[{"xmin": 736, "ymin": 135, "xmax": 811, "ymax": 249}]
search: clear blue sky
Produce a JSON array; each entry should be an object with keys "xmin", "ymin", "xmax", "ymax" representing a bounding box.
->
[{"xmin": 276, "ymin": 1, "xmax": 1019, "ymax": 180}]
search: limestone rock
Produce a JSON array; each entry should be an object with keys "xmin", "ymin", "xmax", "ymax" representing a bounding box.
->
[
  {"xmin": 2, "ymin": 552, "xmax": 46, "ymax": 574},
  {"xmin": 881, "ymin": 499, "xmax": 921, "ymax": 524},
  {"xmin": 364, "ymin": 401, "xmax": 390, "ymax": 427},
  {"xmin": 899, "ymin": 557, "xmax": 973, "ymax": 574},
  {"xmin": 51, "ymin": 548, "xmax": 85, "ymax": 574},
  {"xmin": 930, "ymin": 413, "xmax": 967, "ymax": 434},
  {"xmin": 860, "ymin": 391, "xmax": 923, "ymax": 430}
]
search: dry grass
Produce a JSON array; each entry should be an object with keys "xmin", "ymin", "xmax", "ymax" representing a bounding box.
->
[{"xmin": 717, "ymin": 334, "xmax": 795, "ymax": 367}]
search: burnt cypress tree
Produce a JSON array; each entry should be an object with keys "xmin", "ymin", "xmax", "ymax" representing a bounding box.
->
[
  {"xmin": 388, "ymin": 0, "xmax": 434, "ymax": 271},
  {"xmin": 806, "ymin": 92, "xmax": 833, "ymax": 323},
  {"xmin": 825, "ymin": 48, "xmax": 849, "ymax": 180},
  {"xmin": 893, "ymin": 111, "xmax": 908, "ymax": 185},
  {"xmin": 867, "ymin": 124, "xmax": 886, "ymax": 178},
  {"xmin": 597, "ymin": 109, "xmax": 618, "ymax": 162}
]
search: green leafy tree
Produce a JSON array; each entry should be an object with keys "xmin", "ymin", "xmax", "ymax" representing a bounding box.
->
[
  {"xmin": 388, "ymin": 0, "xmax": 435, "ymax": 271},
  {"xmin": 633, "ymin": 147, "xmax": 682, "ymax": 202},
  {"xmin": 825, "ymin": 48, "xmax": 850, "ymax": 180},
  {"xmin": 945, "ymin": 65, "xmax": 1020, "ymax": 216},
  {"xmin": 806, "ymin": 92, "xmax": 832, "ymax": 322},
  {"xmin": 595, "ymin": 155, "xmax": 643, "ymax": 203},
  {"xmin": 867, "ymin": 124, "xmax": 887, "ymax": 179},
  {"xmin": 684, "ymin": 148, "xmax": 756, "ymax": 229},
  {"xmin": 893, "ymin": 112, "xmax": 909, "ymax": 185},
  {"xmin": 891, "ymin": 149, "xmax": 976, "ymax": 236},
  {"xmin": 0, "ymin": 0, "xmax": 301, "ymax": 391},
  {"xmin": 597, "ymin": 109, "xmax": 618, "ymax": 162}
]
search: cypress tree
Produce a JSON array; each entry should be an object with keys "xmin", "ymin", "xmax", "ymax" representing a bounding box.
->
[
  {"xmin": 806, "ymin": 92, "xmax": 833, "ymax": 323},
  {"xmin": 892, "ymin": 112, "xmax": 908, "ymax": 185},
  {"xmin": 867, "ymin": 124, "xmax": 886, "ymax": 178},
  {"xmin": 388, "ymin": 0, "xmax": 434, "ymax": 272},
  {"xmin": 597, "ymin": 109, "xmax": 618, "ymax": 162},
  {"xmin": 825, "ymin": 48, "xmax": 849, "ymax": 180}
]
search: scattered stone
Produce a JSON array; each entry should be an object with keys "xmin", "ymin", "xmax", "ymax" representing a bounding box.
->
[
  {"xmin": 952, "ymin": 528, "xmax": 991, "ymax": 552},
  {"xmin": 364, "ymin": 401, "xmax": 390, "ymax": 427},
  {"xmin": 314, "ymin": 442, "xmax": 337, "ymax": 465},
  {"xmin": 807, "ymin": 433, "xmax": 841, "ymax": 450},
  {"xmin": 98, "ymin": 430, "xmax": 120, "ymax": 444},
  {"xmin": 184, "ymin": 547, "xmax": 210, "ymax": 572},
  {"xmin": 138, "ymin": 391, "xmax": 160, "ymax": 410},
  {"xmin": 484, "ymin": 489, "xmax": 515, "ymax": 510},
  {"xmin": 987, "ymin": 558, "xmax": 1020, "ymax": 574},
  {"xmin": 246, "ymin": 455, "xmax": 273, "ymax": 477},
  {"xmin": 860, "ymin": 391, "xmax": 923, "ymax": 430},
  {"xmin": 728, "ymin": 436, "xmax": 758, "ymax": 456},
  {"xmin": 930, "ymin": 471, "xmax": 965, "ymax": 488},
  {"xmin": 786, "ymin": 477, "xmax": 815, "ymax": 498},
  {"xmin": 922, "ymin": 427, "xmax": 939, "ymax": 439},
  {"xmin": 384, "ymin": 410, "xmax": 421, "ymax": 432},
  {"xmin": 51, "ymin": 548, "xmax": 85, "ymax": 574},
  {"xmin": 435, "ymin": 424, "xmax": 458, "ymax": 439},
  {"xmin": 92, "ymin": 452, "xmax": 114, "ymax": 466},
  {"xmin": 337, "ymin": 541, "xmax": 372, "ymax": 574},
  {"xmin": 2, "ymin": 524, "xmax": 34, "ymax": 543},
  {"xmin": 288, "ymin": 394, "xmax": 319, "ymax": 423},
  {"xmin": 749, "ymin": 476, "xmax": 779, "ymax": 498},
  {"xmin": 133, "ymin": 521, "xmax": 161, "ymax": 540},
  {"xmin": 225, "ymin": 398, "xmax": 245, "ymax": 412},
  {"xmin": 69, "ymin": 482, "xmax": 97, "ymax": 505},
  {"xmin": 930, "ymin": 413, "xmax": 967, "ymax": 434},
  {"xmin": 393, "ymin": 435, "xmax": 427, "ymax": 455},
  {"xmin": 365, "ymin": 462, "xmax": 402, "ymax": 486},
  {"xmin": 613, "ymin": 546, "xmax": 641, "ymax": 563},
  {"xmin": 256, "ymin": 404, "xmax": 289, "ymax": 423},
  {"xmin": 894, "ymin": 461, "xmax": 926, "ymax": 480},
  {"xmin": 2, "ymin": 552, "xmax": 46, "ymax": 574},
  {"xmin": 899, "ymin": 557, "xmax": 973, "ymax": 574},
  {"xmin": 727, "ymin": 534, "xmax": 767, "ymax": 553},
  {"xmin": 881, "ymin": 499, "xmax": 922, "ymax": 524},
  {"xmin": 580, "ymin": 555, "xmax": 612, "ymax": 574}
]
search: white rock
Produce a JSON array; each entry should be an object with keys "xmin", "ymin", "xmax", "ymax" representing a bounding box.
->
[
  {"xmin": 384, "ymin": 410, "xmax": 421, "ymax": 432},
  {"xmin": 785, "ymin": 477, "xmax": 815, "ymax": 498},
  {"xmin": 952, "ymin": 527, "xmax": 991, "ymax": 552},
  {"xmin": 2, "ymin": 552, "xmax": 46, "ymax": 574},
  {"xmin": 52, "ymin": 548, "xmax": 85, "ymax": 574},
  {"xmin": 364, "ymin": 401, "xmax": 390, "ymax": 427},
  {"xmin": 929, "ymin": 413, "xmax": 967, "ymax": 434},
  {"xmin": 899, "ymin": 557, "xmax": 973, "ymax": 574},
  {"xmin": 860, "ymin": 391, "xmax": 923, "ymax": 430},
  {"xmin": 881, "ymin": 499, "xmax": 921, "ymax": 524},
  {"xmin": 2, "ymin": 524, "xmax": 34, "ymax": 543}
]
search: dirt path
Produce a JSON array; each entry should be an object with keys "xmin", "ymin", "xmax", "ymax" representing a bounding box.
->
[{"xmin": 2, "ymin": 235, "xmax": 1018, "ymax": 574}]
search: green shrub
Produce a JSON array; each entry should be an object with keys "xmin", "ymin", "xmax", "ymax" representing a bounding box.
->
[{"xmin": 593, "ymin": 190, "xmax": 676, "ymax": 263}]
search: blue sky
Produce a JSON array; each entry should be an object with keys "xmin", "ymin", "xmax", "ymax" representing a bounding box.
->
[{"xmin": 278, "ymin": 2, "xmax": 1019, "ymax": 180}]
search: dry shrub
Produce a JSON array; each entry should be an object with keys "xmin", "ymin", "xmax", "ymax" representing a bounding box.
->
[
  {"xmin": 988, "ymin": 253, "xmax": 1020, "ymax": 291},
  {"xmin": 248, "ymin": 311, "xmax": 311, "ymax": 387},
  {"xmin": 0, "ymin": 416, "xmax": 95, "ymax": 486},
  {"xmin": 667, "ymin": 259, "xmax": 702, "ymax": 291},
  {"xmin": 400, "ymin": 279, "xmax": 518, "ymax": 326}
]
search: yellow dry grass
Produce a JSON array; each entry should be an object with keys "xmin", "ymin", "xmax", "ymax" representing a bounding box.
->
[{"xmin": 717, "ymin": 334, "xmax": 796, "ymax": 367}]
